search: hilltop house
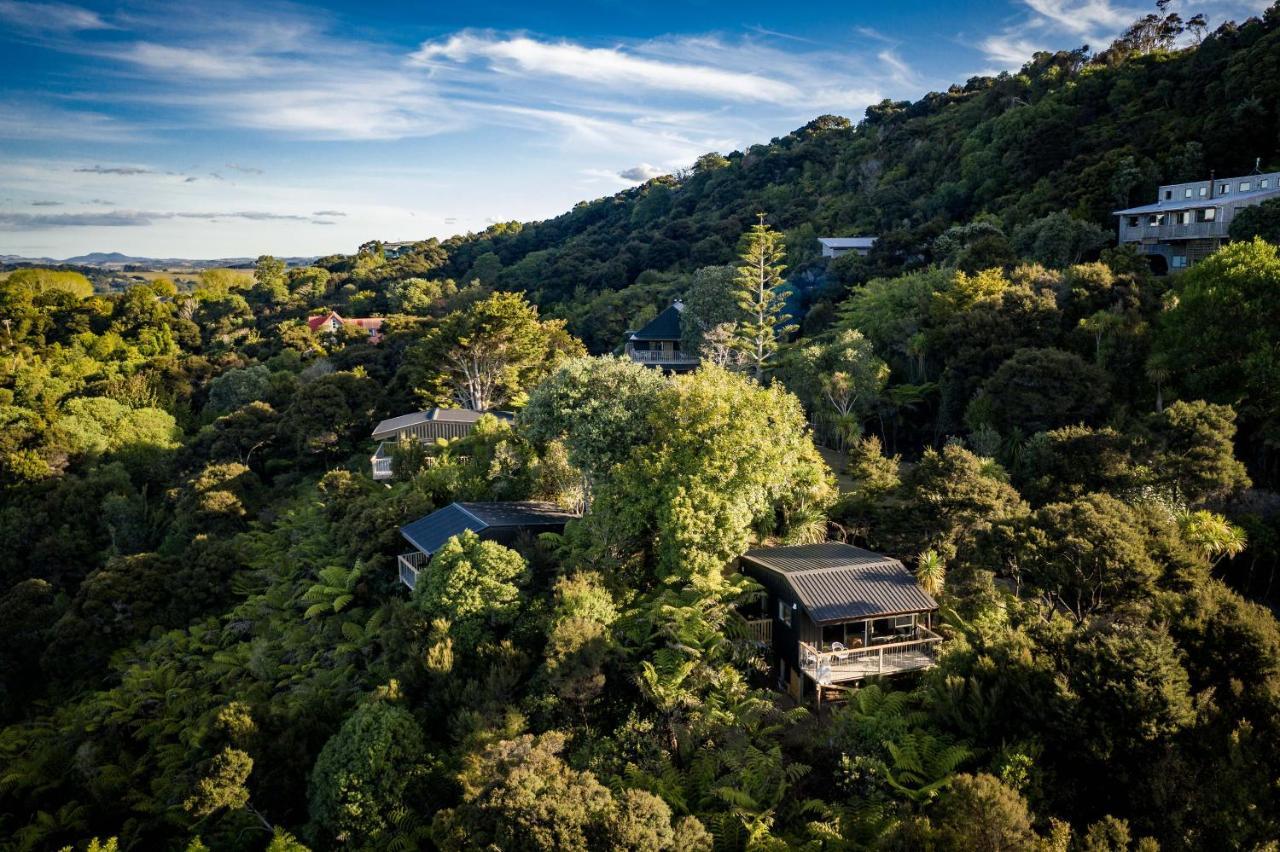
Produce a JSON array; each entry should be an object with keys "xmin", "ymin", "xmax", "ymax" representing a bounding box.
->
[
  {"xmin": 308, "ymin": 310, "xmax": 385, "ymax": 343},
  {"xmin": 1114, "ymin": 167, "xmax": 1280, "ymax": 271},
  {"xmin": 382, "ymin": 240, "xmax": 419, "ymax": 259},
  {"xmin": 818, "ymin": 237, "xmax": 878, "ymax": 259},
  {"xmin": 396, "ymin": 501, "xmax": 579, "ymax": 590},
  {"xmin": 739, "ymin": 542, "xmax": 940, "ymax": 702},
  {"xmin": 624, "ymin": 299, "xmax": 699, "ymax": 371},
  {"xmin": 369, "ymin": 408, "xmax": 514, "ymax": 480}
]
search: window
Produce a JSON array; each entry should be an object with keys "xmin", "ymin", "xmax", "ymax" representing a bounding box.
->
[
  {"xmin": 777, "ymin": 599, "xmax": 792, "ymax": 627},
  {"xmin": 1263, "ymin": 178, "xmax": 1271, "ymax": 189},
  {"xmin": 1127, "ymin": 216, "xmax": 1140, "ymax": 228},
  {"xmin": 1164, "ymin": 190, "xmax": 1172, "ymax": 200},
  {"xmin": 1199, "ymin": 186, "xmax": 1208, "ymax": 197},
  {"xmin": 1184, "ymin": 188, "xmax": 1193, "ymax": 198},
  {"xmin": 1240, "ymin": 181, "xmax": 1251, "ymax": 192},
  {"xmin": 1148, "ymin": 214, "xmax": 1164, "ymax": 226},
  {"xmin": 1219, "ymin": 182, "xmax": 1230, "ymax": 194},
  {"xmin": 1181, "ymin": 210, "xmax": 1194, "ymax": 225},
  {"xmin": 1171, "ymin": 255, "xmax": 1188, "ymax": 269},
  {"xmin": 1197, "ymin": 208, "xmax": 1217, "ymax": 222}
]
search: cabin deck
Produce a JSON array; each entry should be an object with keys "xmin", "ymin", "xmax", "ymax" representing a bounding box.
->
[{"xmin": 799, "ymin": 627, "xmax": 942, "ymax": 684}]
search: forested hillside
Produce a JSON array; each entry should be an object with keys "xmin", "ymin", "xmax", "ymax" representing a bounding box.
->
[{"xmin": 3, "ymin": 5, "xmax": 1280, "ymax": 852}]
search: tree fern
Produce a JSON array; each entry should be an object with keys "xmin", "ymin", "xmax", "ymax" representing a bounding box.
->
[{"xmin": 300, "ymin": 562, "xmax": 363, "ymax": 618}]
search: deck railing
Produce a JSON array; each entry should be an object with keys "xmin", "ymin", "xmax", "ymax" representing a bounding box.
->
[
  {"xmin": 1119, "ymin": 219, "xmax": 1228, "ymax": 242},
  {"xmin": 398, "ymin": 551, "xmax": 429, "ymax": 591},
  {"xmin": 745, "ymin": 618, "xmax": 772, "ymax": 645},
  {"xmin": 370, "ymin": 442, "xmax": 395, "ymax": 481},
  {"xmin": 799, "ymin": 626, "xmax": 943, "ymax": 684},
  {"xmin": 625, "ymin": 345, "xmax": 700, "ymax": 365}
]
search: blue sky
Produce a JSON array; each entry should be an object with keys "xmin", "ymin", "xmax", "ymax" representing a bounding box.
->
[{"xmin": 0, "ymin": 0, "xmax": 1269, "ymax": 259}]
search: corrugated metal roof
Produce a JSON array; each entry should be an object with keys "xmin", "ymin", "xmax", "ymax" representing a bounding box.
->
[
  {"xmin": 819, "ymin": 237, "xmax": 877, "ymax": 249},
  {"xmin": 372, "ymin": 408, "xmax": 513, "ymax": 439},
  {"xmin": 742, "ymin": 542, "xmax": 937, "ymax": 623},
  {"xmin": 629, "ymin": 302, "xmax": 684, "ymax": 341},
  {"xmin": 1114, "ymin": 185, "xmax": 1280, "ymax": 215},
  {"xmin": 399, "ymin": 501, "xmax": 578, "ymax": 555}
]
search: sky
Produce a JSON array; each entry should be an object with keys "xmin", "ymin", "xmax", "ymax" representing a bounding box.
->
[{"xmin": 0, "ymin": 0, "xmax": 1271, "ymax": 259}]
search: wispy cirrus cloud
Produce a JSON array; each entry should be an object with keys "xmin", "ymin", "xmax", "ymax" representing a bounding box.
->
[
  {"xmin": 412, "ymin": 31, "xmax": 802, "ymax": 102},
  {"xmin": 75, "ymin": 165, "xmax": 156, "ymax": 175},
  {"xmin": 0, "ymin": 0, "xmax": 114, "ymax": 33},
  {"xmin": 1022, "ymin": 0, "xmax": 1134, "ymax": 34}
]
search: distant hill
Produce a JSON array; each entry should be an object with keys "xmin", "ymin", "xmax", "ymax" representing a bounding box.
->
[
  {"xmin": 420, "ymin": 11, "xmax": 1280, "ymax": 305},
  {"xmin": 1, "ymin": 253, "xmax": 318, "ymax": 270}
]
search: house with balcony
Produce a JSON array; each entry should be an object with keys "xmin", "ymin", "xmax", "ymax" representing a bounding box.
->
[
  {"xmin": 308, "ymin": 310, "xmax": 386, "ymax": 343},
  {"xmin": 624, "ymin": 299, "xmax": 699, "ymax": 371},
  {"xmin": 739, "ymin": 542, "xmax": 941, "ymax": 702},
  {"xmin": 818, "ymin": 236, "xmax": 877, "ymax": 259},
  {"xmin": 1114, "ymin": 168, "xmax": 1280, "ymax": 272},
  {"xmin": 369, "ymin": 408, "xmax": 514, "ymax": 480},
  {"xmin": 396, "ymin": 501, "xmax": 579, "ymax": 590}
]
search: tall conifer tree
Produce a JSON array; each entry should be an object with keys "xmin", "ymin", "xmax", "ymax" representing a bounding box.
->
[{"xmin": 731, "ymin": 213, "xmax": 795, "ymax": 379}]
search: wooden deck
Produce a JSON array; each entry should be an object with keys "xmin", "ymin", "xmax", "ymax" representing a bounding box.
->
[{"xmin": 799, "ymin": 627, "xmax": 942, "ymax": 684}]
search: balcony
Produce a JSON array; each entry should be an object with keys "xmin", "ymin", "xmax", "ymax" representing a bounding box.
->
[
  {"xmin": 625, "ymin": 344, "xmax": 700, "ymax": 366},
  {"xmin": 799, "ymin": 626, "xmax": 943, "ymax": 684},
  {"xmin": 1119, "ymin": 219, "xmax": 1228, "ymax": 243},
  {"xmin": 370, "ymin": 442, "xmax": 394, "ymax": 481},
  {"xmin": 744, "ymin": 617, "xmax": 772, "ymax": 645},
  {"xmin": 398, "ymin": 551, "xmax": 429, "ymax": 591}
]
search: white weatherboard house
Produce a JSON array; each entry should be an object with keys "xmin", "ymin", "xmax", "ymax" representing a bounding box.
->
[{"xmin": 818, "ymin": 237, "xmax": 877, "ymax": 259}]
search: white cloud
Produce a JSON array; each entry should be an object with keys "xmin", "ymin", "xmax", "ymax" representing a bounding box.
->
[
  {"xmin": 0, "ymin": 101, "xmax": 144, "ymax": 142},
  {"xmin": 0, "ymin": 0, "xmax": 113, "ymax": 33},
  {"xmin": 1022, "ymin": 0, "xmax": 1134, "ymax": 34},
  {"xmin": 979, "ymin": 34, "xmax": 1050, "ymax": 67},
  {"xmin": 119, "ymin": 42, "xmax": 269, "ymax": 79},
  {"xmin": 412, "ymin": 31, "xmax": 801, "ymax": 103},
  {"xmin": 618, "ymin": 163, "xmax": 667, "ymax": 182}
]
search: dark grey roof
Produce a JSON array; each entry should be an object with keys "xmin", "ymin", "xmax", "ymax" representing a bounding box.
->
[
  {"xmin": 629, "ymin": 302, "xmax": 684, "ymax": 342},
  {"xmin": 742, "ymin": 542, "xmax": 937, "ymax": 623},
  {"xmin": 372, "ymin": 408, "xmax": 513, "ymax": 439},
  {"xmin": 399, "ymin": 501, "xmax": 579, "ymax": 555}
]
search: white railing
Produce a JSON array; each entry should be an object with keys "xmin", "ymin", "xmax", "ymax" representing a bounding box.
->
[
  {"xmin": 625, "ymin": 346, "xmax": 699, "ymax": 365},
  {"xmin": 370, "ymin": 442, "xmax": 394, "ymax": 481},
  {"xmin": 745, "ymin": 618, "xmax": 772, "ymax": 645},
  {"xmin": 398, "ymin": 551, "xmax": 429, "ymax": 591},
  {"xmin": 799, "ymin": 626, "xmax": 943, "ymax": 684}
]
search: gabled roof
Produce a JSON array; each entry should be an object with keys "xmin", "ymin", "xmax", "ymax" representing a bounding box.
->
[
  {"xmin": 818, "ymin": 236, "xmax": 877, "ymax": 249},
  {"xmin": 629, "ymin": 301, "xmax": 684, "ymax": 342},
  {"xmin": 307, "ymin": 311, "xmax": 343, "ymax": 331},
  {"xmin": 307, "ymin": 311, "xmax": 384, "ymax": 332},
  {"xmin": 399, "ymin": 501, "xmax": 579, "ymax": 556},
  {"xmin": 742, "ymin": 542, "xmax": 937, "ymax": 624},
  {"xmin": 372, "ymin": 408, "xmax": 514, "ymax": 440}
]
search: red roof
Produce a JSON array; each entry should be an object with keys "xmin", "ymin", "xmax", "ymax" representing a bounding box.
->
[{"xmin": 307, "ymin": 311, "xmax": 385, "ymax": 342}]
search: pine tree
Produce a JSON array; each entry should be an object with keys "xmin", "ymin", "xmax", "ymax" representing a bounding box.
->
[{"xmin": 731, "ymin": 214, "xmax": 796, "ymax": 380}]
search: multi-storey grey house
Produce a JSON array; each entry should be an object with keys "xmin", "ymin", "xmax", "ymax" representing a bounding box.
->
[{"xmin": 1114, "ymin": 168, "xmax": 1280, "ymax": 271}]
